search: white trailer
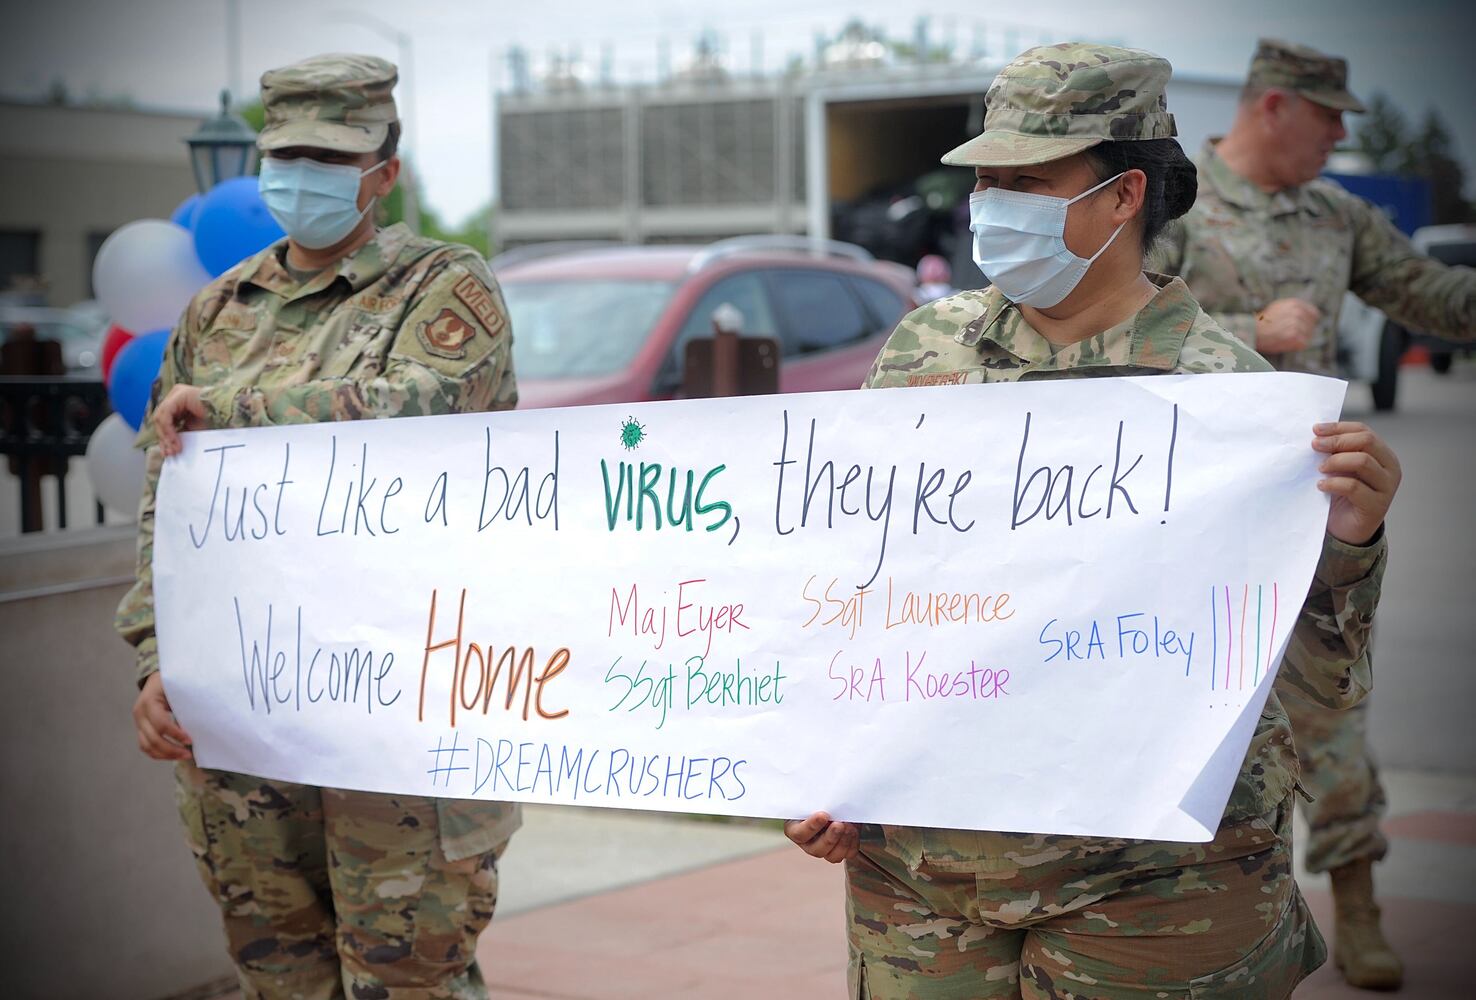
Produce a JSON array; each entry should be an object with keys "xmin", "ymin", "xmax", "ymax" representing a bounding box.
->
[{"xmin": 802, "ymin": 64, "xmax": 1243, "ymax": 247}]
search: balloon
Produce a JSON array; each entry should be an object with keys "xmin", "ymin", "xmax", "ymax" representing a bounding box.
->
[
  {"xmin": 193, "ymin": 176, "xmax": 285, "ymax": 277},
  {"xmin": 85, "ymin": 413, "xmax": 147, "ymax": 517},
  {"xmin": 171, "ymin": 192, "xmax": 203, "ymax": 230},
  {"xmin": 93, "ymin": 220, "xmax": 211, "ymax": 333},
  {"xmin": 100, "ymin": 324, "xmax": 135, "ymax": 383},
  {"xmin": 107, "ymin": 329, "xmax": 169, "ymax": 431}
]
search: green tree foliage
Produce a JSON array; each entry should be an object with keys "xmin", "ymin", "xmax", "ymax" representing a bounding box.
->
[
  {"xmin": 424, "ymin": 206, "xmax": 492, "ymax": 258},
  {"xmin": 236, "ymin": 99, "xmax": 265, "ymax": 132},
  {"xmin": 1411, "ymin": 112, "xmax": 1474, "ymax": 224},
  {"xmin": 1353, "ymin": 93, "xmax": 1410, "ymax": 173},
  {"xmin": 1355, "ymin": 93, "xmax": 1473, "ymax": 224},
  {"xmin": 379, "ymin": 166, "xmax": 492, "ymax": 257}
]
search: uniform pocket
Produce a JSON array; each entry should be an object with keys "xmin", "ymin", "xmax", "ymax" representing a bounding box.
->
[
  {"xmin": 1188, "ymin": 889, "xmax": 1325, "ymax": 999},
  {"xmin": 407, "ymin": 838, "xmax": 504, "ymax": 970},
  {"xmin": 435, "ymin": 797, "xmax": 522, "ymax": 862},
  {"xmin": 314, "ymin": 309, "xmax": 391, "ymax": 378},
  {"xmin": 172, "ymin": 762, "xmax": 212, "ymax": 878}
]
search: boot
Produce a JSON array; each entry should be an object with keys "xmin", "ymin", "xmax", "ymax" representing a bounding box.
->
[{"xmin": 1330, "ymin": 857, "xmax": 1404, "ymax": 990}]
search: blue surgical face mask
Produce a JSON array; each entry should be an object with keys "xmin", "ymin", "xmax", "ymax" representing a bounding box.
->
[
  {"xmin": 258, "ymin": 156, "xmax": 386, "ymax": 250},
  {"xmin": 969, "ymin": 172, "xmax": 1127, "ymax": 308}
]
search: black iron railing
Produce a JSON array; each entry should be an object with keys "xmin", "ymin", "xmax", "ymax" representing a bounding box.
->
[{"xmin": 0, "ymin": 377, "xmax": 111, "ymax": 533}]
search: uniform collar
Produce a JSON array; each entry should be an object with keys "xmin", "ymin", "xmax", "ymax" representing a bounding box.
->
[
  {"xmin": 961, "ymin": 274, "xmax": 1200, "ymax": 373},
  {"xmin": 236, "ymin": 222, "xmax": 415, "ymax": 299},
  {"xmin": 1197, "ymin": 139, "xmax": 1305, "ymax": 217}
]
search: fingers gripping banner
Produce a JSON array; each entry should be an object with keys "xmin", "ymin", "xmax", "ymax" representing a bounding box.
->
[{"xmin": 154, "ymin": 372, "xmax": 1346, "ymax": 842}]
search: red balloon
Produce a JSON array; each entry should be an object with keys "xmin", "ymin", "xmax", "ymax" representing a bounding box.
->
[{"xmin": 101, "ymin": 324, "xmax": 135, "ymax": 383}]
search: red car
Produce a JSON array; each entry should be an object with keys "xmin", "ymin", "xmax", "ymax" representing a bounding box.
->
[{"xmin": 493, "ymin": 237, "xmax": 917, "ymax": 409}]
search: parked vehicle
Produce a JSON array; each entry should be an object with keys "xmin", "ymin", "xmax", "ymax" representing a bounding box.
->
[
  {"xmin": 494, "ymin": 236, "xmax": 917, "ymax": 409},
  {"xmin": 0, "ymin": 302, "xmax": 108, "ymax": 374},
  {"xmin": 1356, "ymin": 224, "xmax": 1476, "ymax": 411}
]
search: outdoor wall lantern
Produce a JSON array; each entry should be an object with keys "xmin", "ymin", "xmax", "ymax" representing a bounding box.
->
[{"xmin": 184, "ymin": 91, "xmax": 258, "ymax": 194}]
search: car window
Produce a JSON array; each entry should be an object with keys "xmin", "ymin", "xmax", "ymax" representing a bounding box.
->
[
  {"xmin": 502, "ymin": 279, "xmax": 676, "ymax": 380},
  {"xmin": 658, "ymin": 273, "xmax": 779, "ymax": 389},
  {"xmin": 852, "ymin": 277, "xmax": 908, "ymax": 331},
  {"xmin": 768, "ymin": 270, "xmax": 869, "ymax": 356},
  {"xmin": 676, "ymin": 273, "xmax": 778, "ymax": 341}
]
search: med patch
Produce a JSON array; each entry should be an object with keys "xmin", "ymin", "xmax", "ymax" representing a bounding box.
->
[{"xmin": 452, "ymin": 274, "xmax": 507, "ymax": 337}]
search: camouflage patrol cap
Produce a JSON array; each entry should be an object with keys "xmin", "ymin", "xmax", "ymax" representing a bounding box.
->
[
  {"xmin": 258, "ymin": 53, "xmax": 399, "ymax": 154},
  {"xmin": 1247, "ymin": 38, "xmax": 1366, "ymax": 113},
  {"xmin": 942, "ymin": 43, "xmax": 1177, "ymax": 168}
]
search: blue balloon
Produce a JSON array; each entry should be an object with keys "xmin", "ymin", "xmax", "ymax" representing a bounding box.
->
[
  {"xmin": 192, "ymin": 176, "xmax": 285, "ymax": 277},
  {"xmin": 170, "ymin": 192, "xmax": 202, "ymax": 230},
  {"xmin": 107, "ymin": 329, "xmax": 170, "ymax": 431}
]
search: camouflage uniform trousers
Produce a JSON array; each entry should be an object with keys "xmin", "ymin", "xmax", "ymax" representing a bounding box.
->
[
  {"xmin": 1281, "ymin": 688, "xmax": 1389, "ymax": 874},
  {"xmin": 175, "ymin": 762, "xmax": 504, "ymax": 1000},
  {"xmin": 844, "ymin": 796, "xmax": 1323, "ymax": 999}
]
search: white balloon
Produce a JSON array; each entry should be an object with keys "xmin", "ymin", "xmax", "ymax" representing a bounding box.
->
[
  {"xmin": 85, "ymin": 413, "xmax": 147, "ymax": 518},
  {"xmin": 92, "ymin": 219, "xmax": 211, "ymax": 333}
]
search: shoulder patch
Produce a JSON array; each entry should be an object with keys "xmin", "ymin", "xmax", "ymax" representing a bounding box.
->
[
  {"xmin": 416, "ymin": 307, "xmax": 479, "ymax": 360},
  {"xmin": 452, "ymin": 274, "xmax": 506, "ymax": 337}
]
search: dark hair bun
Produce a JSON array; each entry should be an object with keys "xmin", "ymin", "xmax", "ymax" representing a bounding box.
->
[
  {"xmin": 1085, "ymin": 137, "xmax": 1198, "ymax": 251},
  {"xmin": 1162, "ymin": 152, "xmax": 1199, "ymax": 220}
]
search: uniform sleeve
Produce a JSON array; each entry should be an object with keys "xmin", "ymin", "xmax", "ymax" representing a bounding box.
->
[
  {"xmin": 1275, "ymin": 532, "xmax": 1385, "ymax": 709},
  {"xmin": 1202, "ymin": 310, "xmax": 1260, "ymax": 349},
  {"xmin": 1152, "ymin": 218, "xmax": 1261, "ymax": 349},
  {"xmin": 198, "ymin": 255, "xmax": 517, "ymax": 424},
  {"xmin": 1345, "ymin": 194, "xmax": 1476, "ymax": 340},
  {"xmin": 1176, "ymin": 317, "xmax": 1274, "ymax": 374},
  {"xmin": 114, "ymin": 308, "xmax": 196, "ymax": 686}
]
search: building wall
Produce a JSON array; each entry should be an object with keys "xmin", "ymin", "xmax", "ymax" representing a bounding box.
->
[
  {"xmin": 0, "ymin": 526, "xmax": 233, "ymax": 998},
  {"xmin": 492, "ymin": 69, "xmax": 1242, "ymax": 251},
  {"xmin": 1165, "ymin": 77, "xmax": 1245, "ymax": 159},
  {"xmin": 495, "ymin": 81, "xmax": 807, "ymax": 248},
  {"xmin": 0, "ymin": 102, "xmax": 202, "ymax": 306}
]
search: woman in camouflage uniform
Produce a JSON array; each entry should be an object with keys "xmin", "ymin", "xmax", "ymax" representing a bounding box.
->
[
  {"xmin": 784, "ymin": 44, "xmax": 1401, "ymax": 999},
  {"xmin": 120, "ymin": 56, "xmax": 518, "ymax": 999}
]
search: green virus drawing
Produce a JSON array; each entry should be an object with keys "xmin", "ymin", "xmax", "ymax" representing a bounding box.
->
[{"xmin": 619, "ymin": 416, "xmax": 647, "ymax": 450}]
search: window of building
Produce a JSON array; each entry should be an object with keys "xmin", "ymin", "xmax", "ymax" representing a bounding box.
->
[
  {"xmin": 85, "ymin": 230, "xmax": 114, "ymax": 299},
  {"xmin": 0, "ymin": 230, "xmax": 41, "ymax": 296}
]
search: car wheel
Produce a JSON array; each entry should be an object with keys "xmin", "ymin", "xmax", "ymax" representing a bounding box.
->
[
  {"xmin": 1431, "ymin": 351, "xmax": 1453, "ymax": 375},
  {"xmin": 1371, "ymin": 323, "xmax": 1403, "ymax": 412}
]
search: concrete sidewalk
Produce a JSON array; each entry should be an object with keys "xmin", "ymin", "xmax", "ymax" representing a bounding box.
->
[
  {"xmin": 473, "ymin": 765, "xmax": 1476, "ymax": 998},
  {"xmin": 211, "ymin": 765, "xmax": 1475, "ymax": 996}
]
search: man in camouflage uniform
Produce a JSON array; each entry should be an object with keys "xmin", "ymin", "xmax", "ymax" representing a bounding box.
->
[
  {"xmin": 785, "ymin": 43, "xmax": 1402, "ymax": 999},
  {"xmin": 116, "ymin": 54, "xmax": 518, "ymax": 999},
  {"xmin": 1156, "ymin": 38, "xmax": 1476, "ymax": 990}
]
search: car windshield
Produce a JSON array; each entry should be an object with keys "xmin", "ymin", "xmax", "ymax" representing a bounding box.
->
[{"xmin": 503, "ymin": 279, "xmax": 676, "ymax": 379}]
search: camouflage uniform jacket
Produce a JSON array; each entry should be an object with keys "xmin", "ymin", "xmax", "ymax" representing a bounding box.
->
[
  {"xmin": 115, "ymin": 223, "xmax": 520, "ymax": 856},
  {"xmin": 862, "ymin": 275, "xmax": 1385, "ymax": 871},
  {"xmin": 1156, "ymin": 140, "xmax": 1476, "ymax": 374}
]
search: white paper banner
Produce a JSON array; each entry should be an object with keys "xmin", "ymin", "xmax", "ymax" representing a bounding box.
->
[{"xmin": 155, "ymin": 372, "xmax": 1345, "ymax": 842}]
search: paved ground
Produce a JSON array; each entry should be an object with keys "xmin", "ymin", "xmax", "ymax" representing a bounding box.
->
[
  {"xmin": 466, "ymin": 762, "xmax": 1476, "ymax": 999},
  {"xmin": 1346, "ymin": 366, "xmax": 1476, "ymax": 774}
]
